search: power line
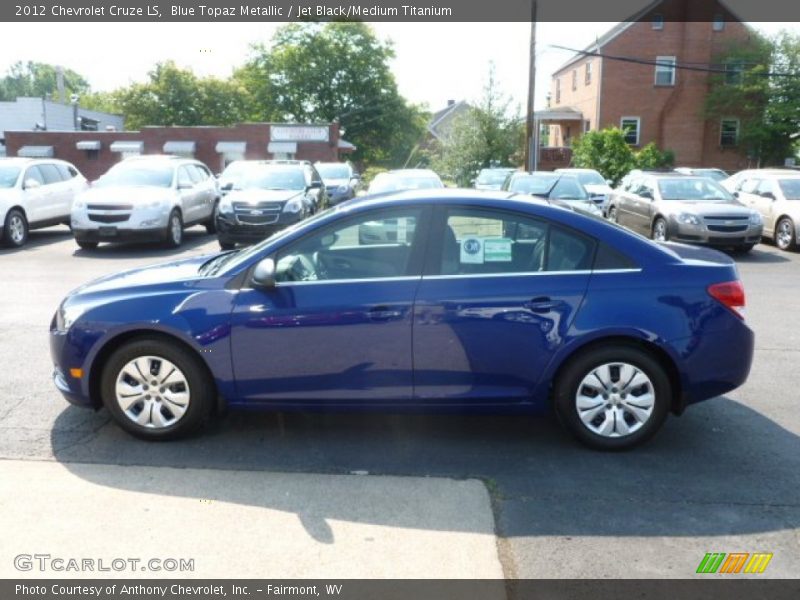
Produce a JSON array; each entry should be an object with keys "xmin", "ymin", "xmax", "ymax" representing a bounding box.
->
[{"xmin": 549, "ymin": 44, "xmax": 795, "ymax": 78}]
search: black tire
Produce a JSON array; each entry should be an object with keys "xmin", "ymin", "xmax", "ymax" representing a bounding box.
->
[
  {"xmin": 205, "ymin": 201, "xmax": 219, "ymax": 234},
  {"xmin": 554, "ymin": 344, "xmax": 671, "ymax": 450},
  {"xmin": 652, "ymin": 217, "xmax": 669, "ymax": 242},
  {"xmin": 76, "ymin": 240, "xmax": 99, "ymax": 250},
  {"xmin": 164, "ymin": 209, "xmax": 183, "ymax": 248},
  {"xmin": 607, "ymin": 206, "xmax": 618, "ymax": 223},
  {"xmin": 100, "ymin": 338, "xmax": 215, "ymax": 441},
  {"xmin": 2, "ymin": 208, "xmax": 28, "ymax": 248},
  {"xmin": 775, "ymin": 217, "xmax": 796, "ymax": 251},
  {"xmin": 219, "ymin": 240, "xmax": 236, "ymax": 250}
]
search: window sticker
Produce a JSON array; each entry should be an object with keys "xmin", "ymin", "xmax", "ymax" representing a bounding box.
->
[
  {"xmin": 460, "ymin": 237, "xmax": 484, "ymax": 264},
  {"xmin": 484, "ymin": 238, "xmax": 513, "ymax": 262}
]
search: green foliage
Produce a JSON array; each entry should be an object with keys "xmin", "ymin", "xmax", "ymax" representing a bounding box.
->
[
  {"xmin": 571, "ymin": 128, "xmax": 635, "ymax": 186},
  {"xmin": 706, "ymin": 31, "xmax": 800, "ymax": 165},
  {"xmin": 0, "ymin": 61, "xmax": 90, "ymax": 101},
  {"xmin": 360, "ymin": 166, "xmax": 389, "ymax": 186},
  {"xmin": 431, "ymin": 64, "xmax": 524, "ymax": 187},
  {"xmin": 635, "ymin": 143, "xmax": 675, "ymax": 170},
  {"xmin": 236, "ymin": 22, "xmax": 427, "ymax": 165}
]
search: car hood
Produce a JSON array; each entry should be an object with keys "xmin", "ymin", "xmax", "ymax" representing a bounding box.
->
[
  {"xmin": 68, "ymin": 254, "xmax": 216, "ymax": 299},
  {"xmin": 78, "ymin": 186, "xmax": 174, "ymax": 205},
  {"xmin": 584, "ymin": 183, "xmax": 613, "ymax": 196},
  {"xmin": 659, "ymin": 200, "xmax": 752, "ymax": 216},
  {"xmin": 225, "ymin": 189, "xmax": 303, "ymax": 204},
  {"xmin": 323, "ymin": 178, "xmax": 351, "ymax": 187}
]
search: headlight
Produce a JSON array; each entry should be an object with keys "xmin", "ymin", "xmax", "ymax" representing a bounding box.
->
[
  {"xmin": 283, "ymin": 197, "xmax": 304, "ymax": 214},
  {"xmin": 72, "ymin": 200, "xmax": 86, "ymax": 210},
  {"xmin": 218, "ymin": 200, "xmax": 234, "ymax": 214},
  {"xmin": 138, "ymin": 200, "xmax": 165, "ymax": 210},
  {"xmin": 677, "ymin": 213, "xmax": 701, "ymax": 226},
  {"xmin": 749, "ymin": 211, "xmax": 762, "ymax": 225},
  {"xmin": 55, "ymin": 303, "xmax": 87, "ymax": 332},
  {"xmin": 337, "ymin": 185, "xmax": 349, "ymax": 194}
]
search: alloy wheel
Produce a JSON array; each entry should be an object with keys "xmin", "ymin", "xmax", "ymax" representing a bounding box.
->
[
  {"xmin": 776, "ymin": 219, "xmax": 794, "ymax": 250},
  {"xmin": 114, "ymin": 355, "xmax": 191, "ymax": 429},
  {"xmin": 575, "ymin": 362, "xmax": 656, "ymax": 438},
  {"xmin": 9, "ymin": 215, "xmax": 25, "ymax": 244}
]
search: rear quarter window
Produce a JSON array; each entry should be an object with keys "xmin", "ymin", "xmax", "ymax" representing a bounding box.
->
[{"xmin": 594, "ymin": 242, "xmax": 639, "ymax": 270}]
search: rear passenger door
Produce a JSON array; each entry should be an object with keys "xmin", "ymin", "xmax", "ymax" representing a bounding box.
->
[
  {"xmin": 176, "ymin": 165, "xmax": 201, "ymax": 223},
  {"xmin": 412, "ymin": 205, "xmax": 594, "ymax": 403},
  {"xmin": 19, "ymin": 165, "xmax": 49, "ymax": 224}
]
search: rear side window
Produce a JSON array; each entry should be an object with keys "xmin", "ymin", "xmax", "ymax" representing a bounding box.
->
[
  {"xmin": 55, "ymin": 163, "xmax": 79, "ymax": 180},
  {"xmin": 594, "ymin": 242, "xmax": 638, "ymax": 270},
  {"xmin": 37, "ymin": 163, "xmax": 64, "ymax": 185}
]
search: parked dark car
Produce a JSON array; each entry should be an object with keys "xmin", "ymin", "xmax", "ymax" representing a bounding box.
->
[
  {"xmin": 474, "ymin": 168, "xmax": 516, "ymax": 191},
  {"xmin": 315, "ymin": 162, "xmax": 360, "ymax": 205},
  {"xmin": 51, "ymin": 190, "xmax": 753, "ymax": 450},
  {"xmin": 501, "ymin": 172, "xmax": 603, "ymax": 217}
]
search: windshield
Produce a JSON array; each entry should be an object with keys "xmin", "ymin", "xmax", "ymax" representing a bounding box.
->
[
  {"xmin": 549, "ymin": 177, "xmax": 589, "ymax": 200},
  {"xmin": 369, "ymin": 175, "xmax": 442, "ymax": 193},
  {"xmin": 574, "ymin": 171, "xmax": 606, "ymax": 186},
  {"xmin": 316, "ymin": 164, "xmax": 351, "ymax": 179},
  {"xmin": 95, "ymin": 164, "xmax": 173, "ymax": 188},
  {"xmin": 0, "ymin": 165, "xmax": 20, "ymax": 188},
  {"xmin": 657, "ymin": 178, "xmax": 732, "ymax": 201},
  {"xmin": 238, "ymin": 167, "xmax": 306, "ymax": 191},
  {"xmin": 693, "ymin": 169, "xmax": 728, "ymax": 182},
  {"xmin": 221, "ymin": 162, "xmax": 252, "ymax": 180},
  {"xmin": 476, "ymin": 169, "xmax": 511, "ymax": 185},
  {"xmin": 778, "ymin": 179, "xmax": 800, "ymax": 200},
  {"xmin": 508, "ymin": 174, "xmax": 558, "ymax": 195}
]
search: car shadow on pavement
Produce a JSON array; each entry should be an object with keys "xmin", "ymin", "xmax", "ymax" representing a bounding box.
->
[
  {"xmin": 731, "ymin": 245, "xmax": 793, "ymax": 263},
  {"xmin": 50, "ymin": 396, "xmax": 800, "ymax": 540},
  {"xmin": 0, "ymin": 227, "xmax": 73, "ymax": 254},
  {"xmin": 71, "ymin": 227, "xmax": 215, "ymax": 259}
]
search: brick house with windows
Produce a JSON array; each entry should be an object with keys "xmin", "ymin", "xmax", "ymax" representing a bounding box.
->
[{"xmin": 536, "ymin": 0, "xmax": 757, "ymax": 171}]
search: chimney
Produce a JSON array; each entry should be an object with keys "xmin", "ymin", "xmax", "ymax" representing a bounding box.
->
[{"xmin": 447, "ymin": 99, "xmax": 455, "ymax": 107}]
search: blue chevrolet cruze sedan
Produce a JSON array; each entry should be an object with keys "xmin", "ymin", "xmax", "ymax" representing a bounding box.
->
[{"xmin": 50, "ymin": 190, "xmax": 754, "ymax": 449}]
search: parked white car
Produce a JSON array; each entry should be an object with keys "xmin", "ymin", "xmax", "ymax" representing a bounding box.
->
[
  {"xmin": 555, "ymin": 168, "xmax": 613, "ymax": 209},
  {"xmin": 728, "ymin": 170, "xmax": 800, "ymax": 251},
  {"xmin": 71, "ymin": 155, "xmax": 219, "ymax": 249},
  {"xmin": 0, "ymin": 157, "xmax": 88, "ymax": 248}
]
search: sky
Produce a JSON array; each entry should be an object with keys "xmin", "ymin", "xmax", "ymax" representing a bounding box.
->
[{"xmin": 0, "ymin": 20, "xmax": 795, "ymax": 116}]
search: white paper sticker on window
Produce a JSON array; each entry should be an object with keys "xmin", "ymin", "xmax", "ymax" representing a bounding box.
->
[
  {"xmin": 460, "ymin": 237, "xmax": 484, "ymax": 264},
  {"xmin": 484, "ymin": 238, "xmax": 513, "ymax": 262}
]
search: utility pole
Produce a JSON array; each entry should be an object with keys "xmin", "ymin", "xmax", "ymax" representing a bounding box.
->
[{"xmin": 523, "ymin": 0, "xmax": 538, "ymax": 172}]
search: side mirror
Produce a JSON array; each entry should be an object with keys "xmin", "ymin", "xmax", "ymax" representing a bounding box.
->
[
  {"xmin": 606, "ymin": 179, "xmax": 614, "ymax": 186},
  {"xmin": 308, "ymin": 181, "xmax": 323, "ymax": 189},
  {"xmin": 732, "ymin": 191, "xmax": 740, "ymax": 198},
  {"xmin": 24, "ymin": 178, "xmax": 41, "ymax": 190},
  {"xmin": 221, "ymin": 182, "xmax": 234, "ymax": 191},
  {"xmin": 762, "ymin": 191, "xmax": 776, "ymax": 201},
  {"xmin": 251, "ymin": 258, "xmax": 276, "ymax": 289}
]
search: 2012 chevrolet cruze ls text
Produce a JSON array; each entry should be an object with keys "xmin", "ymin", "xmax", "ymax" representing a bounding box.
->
[{"xmin": 50, "ymin": 191, "xmax": 754, "ymax": 449}]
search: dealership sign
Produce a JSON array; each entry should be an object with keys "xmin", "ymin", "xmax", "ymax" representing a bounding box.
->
[{"xmin": 270, "ymin": 126, "xmax": 330, "ymax": 143}]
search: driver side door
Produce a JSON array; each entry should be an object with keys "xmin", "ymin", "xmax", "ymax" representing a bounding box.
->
[{"xmin": 229, "ymin": 206, "xmax": 430, "ymax": 403}]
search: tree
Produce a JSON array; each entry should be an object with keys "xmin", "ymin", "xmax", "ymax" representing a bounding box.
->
[
  {"xmin": 432, "ymin": 64, "xmax": 524, "ymax": 186},
  {"xmin": 706, "ymin": 32, "xmax": 800, "ymax": 166},
  {"xmin": 108, "ymin": 61, "xmax": 251, "ymax": 129},
  {"xmin": 235, "ymin": 22, "xmax": 427, "ymax": 164},
  {"xmin": 0, "ymin": 61, "xmax": 90, "ymax": 101},
  {"xmin": 571, "ymin": 128, "xmax": 674, "ymax": 185}
]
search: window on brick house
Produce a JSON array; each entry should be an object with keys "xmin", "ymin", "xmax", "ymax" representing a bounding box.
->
[
  {"xmin": 572, "ymin": 70, "xmax": 577, "ymax": 91},
  {"xmin": 585, "ymin": 62, "xmax": 592, "ymax": 85},
  {"xmin": 713, "ymin": 14, "xmax": 725, "ymax": 31},
  {"xmin": 555, "ymin": 78, "xmax": 561, "ymax": 104},
  {"xmin": 652, "ymin": 14, "xmax": 664, "ymax": 30},
  {"xmin": 720, "ymin": 119, "xmax": 739, "ymax": 147},
  {"xmin": 655, "ymin": 56, "xmax": 676, "ymax": 86},
  {"xmin": 621, "ymin": 117, "xmax": 641, "ymax": 145},
  {"xmin": 725, "ymin": 61, "xmax": 744, "ymax": 85}
]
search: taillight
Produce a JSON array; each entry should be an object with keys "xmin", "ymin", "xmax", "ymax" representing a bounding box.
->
[{"xmin": 707, "ymin": 280, "xmax": 746, "ymax": 319}]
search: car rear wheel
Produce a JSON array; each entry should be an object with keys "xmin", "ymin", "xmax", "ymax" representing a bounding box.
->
[
  {"xmin": 775, "ymin": 217, "xmax": 796, "ymax": 251},
  {"xmin": 76, "ymin": 240, "xmax": 98, "ymax": 250},
  {"xmin": 100, "ymin": 338, "xmax": 214, "ymax": 440},
  {"xmin": 554, "ymin": 345, "xmax": 670, "ymax": 450},
  {"xmin": 165, "ymin": 210, "xmax": 183, "ymax": 248},
  {"xmin": 2, "ymin": 208, "xmax": 28, "ymax": 248},
  {"xmin": 652, "ymin": 218, "xmax": 669, "ymax": 242},
  {"xmin": 608, "ymin": 206, "xmax": 618, "ymax": 223}
]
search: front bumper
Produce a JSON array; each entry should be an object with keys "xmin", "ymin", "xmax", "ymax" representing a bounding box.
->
[
  {"xmin": 73, "ymin": 227, "xmax": 166, "ymax": 243},
  {"xmin": 327, "ymin": 188, "xmax": 355, "ymax": 205},
  {"xmin": 669, "ymin": 220, "xmax": 762, "ymax": 247},
  {"xmin": 49, "ymin": 325, "xmax": 94, "ymax": 408},
  {"xmin": 216, "ymin": 211, "xmax": 303, "ymax": 244}
]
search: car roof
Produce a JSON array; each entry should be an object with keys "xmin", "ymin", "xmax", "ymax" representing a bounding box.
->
[{"xmin": 384, "ymin": 169, "xmax": 440, "ymax": 176}]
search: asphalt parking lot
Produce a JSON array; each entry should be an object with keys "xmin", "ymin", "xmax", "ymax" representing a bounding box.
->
[{"xmin": 1, "ymin": 225, "xmax": 799, "ymax": 580}]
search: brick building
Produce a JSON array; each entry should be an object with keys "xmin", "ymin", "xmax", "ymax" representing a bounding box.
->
[
  {"xmin": 4, "ymin": 122, "xmax": 351, "ymax": 180},
  {"xmin": 536, "ymin": 0, "xmax": 757, "ymax": 171}
]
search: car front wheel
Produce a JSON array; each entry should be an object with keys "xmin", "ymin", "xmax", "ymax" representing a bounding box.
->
[
  {"xmin": 775, "ymin": 217, "xmax": 796, "ymax": 251},
  {"xmin": 652, "ymin": 218, "xmax": 669, "ymax": 242},
  {"xmin": 554, "ymin": 345, "xmax": 670, "ymax": 450},
  {"xmin": 2, "ymin": 208, "xmax": 28, "ymax": 248},
  {"xmin": 607, "ymin": 206, "xmax": 618, "ymax": 222},
  {"xmin": 205, "ymin": 201, "xmax": 219, "ymax": 234},
  {"xmin": 165, "ymin": 210, "xmax": 183, "ymax": 248},
  {"xmin": 100, "ymin": 338, "xmax": 214, "ymax": 440}
]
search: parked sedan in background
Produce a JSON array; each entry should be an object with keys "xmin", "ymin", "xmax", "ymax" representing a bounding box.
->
[
  {"xmin": 216, "ymin": 162, "xmax": 324, "ymax": 249},
  {"xmin": 217, "ymin": 160, "xmax": 253, "ymax": 196},
  {"xmin": 1, "ymin": 157, "xmax": 88, "ymax": 248},
  {"xmin": 555, "ymin": 168, "xmax": 613, "ymax": 208},
  {"xmin": 501, "ymin": 171, "xmax": 602, "ymax": 217},
  {"xmin": 315, "ymin": 162, "xmax": 360, "ymax": 205},
  {"xmin": 674, "ymin": 167, "xmax": 729, "ymax": 182},
  {"xmin": 50, "ymin": 190, "xmax": 753, "ymax": 450},
  {"xmin": 474, "ymin": 167, "xmax": 516, "ymax": 190},
  {"xmin": 367, "ymin": 169, "xmax": 444, "ymax": 194},
  {"xmin": 730, "ymin": 170, "xmax": 800, "ymax": 251},
  {"xmin": 71, "ymin": 155, "xmax": 218, "ymax": 250},
  {"xmin": 607, "ymin": 173, "xmax": 762, "ymax": 251}
]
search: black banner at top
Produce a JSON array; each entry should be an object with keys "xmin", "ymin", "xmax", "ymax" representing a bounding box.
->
[{"xmin": 2, "ymin": 0, "xmax": 800, "ymax": 23}]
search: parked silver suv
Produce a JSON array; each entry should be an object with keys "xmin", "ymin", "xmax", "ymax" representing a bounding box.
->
[
  {"xmin": 607, "ymin": 173, "xmax": 763, "ymax": 251},
  {"xmin": 71, "ymin": 155, "xmax": 219, "ymax": 249}
]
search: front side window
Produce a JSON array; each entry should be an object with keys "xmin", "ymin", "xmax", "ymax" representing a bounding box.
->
[
  {"xmin": 38, "ymin": 163, "xmax": 64, "ymax": 185},
  {"xmin": 177, "ymin": 166, "xmax": 195, "ymax": 187},
  {"xmin": 621, "ymin": 117, "xmax": 640, "ymax": 145},
  {"xmin": 439, "ymin": 208, "xmax": 595, "ymax": 276},
  {"xmin": 275, "ymin": 209, "xmax": 422, "ymax": 283},
  {"xmin": 23, "ymin": 166, "xmax": 45, "ymax": 187},
  {"xmin": 655, "ymin": 56, "xmax": 676, "ymax": 86},
  {"xmin": 720, "ymin": 119, "xmax": 739, "ymax": 146}
]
